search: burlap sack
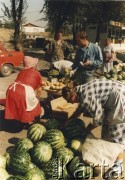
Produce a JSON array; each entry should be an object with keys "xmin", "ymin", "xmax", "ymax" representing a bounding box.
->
[{"xmin": 82, "ymin": 138, "xmax": 124, "ymax": 169}]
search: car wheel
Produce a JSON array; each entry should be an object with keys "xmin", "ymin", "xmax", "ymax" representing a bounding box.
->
[{"xmin": 0, "ymin": 64, "xmax": 13, "ymax": 77}]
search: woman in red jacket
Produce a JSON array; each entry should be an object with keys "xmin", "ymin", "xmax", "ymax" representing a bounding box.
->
[{"xmin": 5, "ymin": 56, "xmax": 44, "ymax": 125}]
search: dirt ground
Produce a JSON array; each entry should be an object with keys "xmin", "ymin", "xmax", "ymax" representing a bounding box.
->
[{"xmin": 0, "ymin": 48, "xmax": 125, "ymax": 179}]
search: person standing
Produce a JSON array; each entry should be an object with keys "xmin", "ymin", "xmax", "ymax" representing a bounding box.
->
[
  {"xmin": 70, "ymin": 31, "xmax": 103, "ymax": 84},
  {"xmin": 102, "ymin": 38, "xmax": 115, "ymax": 74},
  {"xmin": 5, "ymin": 56, "xmax": 44, "ymax": 125},
  {"xmin": 46, "ymin": 30, "xmax": 72, "ymax": 62}
]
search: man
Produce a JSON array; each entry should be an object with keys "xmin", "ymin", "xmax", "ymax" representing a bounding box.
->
[
  {"xmin": 62, "ymin": 79, "xmax": 125, "ymax": 176},
  {"xmin": 70, "ymin": 31, "xmax": 103, "ymax": 84}
]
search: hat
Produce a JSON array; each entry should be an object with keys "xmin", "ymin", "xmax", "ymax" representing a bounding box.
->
[{"xmin": 24, "ymin": 56, "xmax": 38, "ymax": 69}]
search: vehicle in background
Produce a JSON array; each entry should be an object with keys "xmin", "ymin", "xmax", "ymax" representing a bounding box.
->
[{"xmin": 0, "ymin": 43, "xmax": 24, "ymax": 77}]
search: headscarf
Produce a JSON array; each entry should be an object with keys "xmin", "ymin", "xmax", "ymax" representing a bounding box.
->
[{"xmin": 24, "ymin": 56, "xmax": 38, "ymax": 69}]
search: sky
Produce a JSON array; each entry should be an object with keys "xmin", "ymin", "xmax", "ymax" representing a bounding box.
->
[{"xmin": 0, "ymin": 0, "xmax": 47, "ymax": 27}]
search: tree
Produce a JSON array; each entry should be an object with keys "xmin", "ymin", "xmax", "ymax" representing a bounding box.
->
[
  {"xmin": 1, "ymin": 0, "xmax": 28, "ymax": 51},
  {"xmin": 83, "ymin": 1, "xmax": 125, "ymax": 42},
  {"xmin": 41, "ymin": 0, "xmax": 77, "ymax": 36},
  {"xmin": 41, "ymin": 0, "xmax": 125, "ymax": 44}
]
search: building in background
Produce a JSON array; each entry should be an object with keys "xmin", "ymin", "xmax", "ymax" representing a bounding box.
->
[
  {"xmin": 86, "ymin": 21, "xmax": 125, "ymax": 44},
  {"xmin": 22, "ymin": 23, "xmax": 45, "ymax": 39},
  {"xmin": 22, "ymin": 23, "xmax": 47, "ymax": 48}
]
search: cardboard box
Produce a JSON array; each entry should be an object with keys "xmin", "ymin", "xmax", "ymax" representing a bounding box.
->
[{"xmin": 50, "ymin": 97, "xmax": 78, "ymax": 121}]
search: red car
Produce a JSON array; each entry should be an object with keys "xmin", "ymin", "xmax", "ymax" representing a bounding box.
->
[{"xmin": 0, "ymin": 43, "xmax": 24, "ymax": 77}]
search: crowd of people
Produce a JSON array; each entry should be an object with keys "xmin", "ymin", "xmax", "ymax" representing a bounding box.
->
[{"xmin": 46, "ymin": 31, "xmax": 115, "ymax": 84}]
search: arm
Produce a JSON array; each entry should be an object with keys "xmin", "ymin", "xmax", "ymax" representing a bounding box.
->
[
  {"xmin": 92, "ymin": 45, "xmax": 103, "ymax": 68},
  {"xmin": 36, "ymin": 77, "xmax": 45, "ymax": 99}
]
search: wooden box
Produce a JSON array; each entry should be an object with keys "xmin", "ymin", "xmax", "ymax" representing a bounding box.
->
[{"xmin": 50, "ymin": 97, "xmax": 78, "ymax": 122}]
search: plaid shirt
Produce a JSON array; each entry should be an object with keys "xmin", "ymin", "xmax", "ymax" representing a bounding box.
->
[{"xmin": 76, "ymin": 79, "xmax": 114, "ymax": 125}]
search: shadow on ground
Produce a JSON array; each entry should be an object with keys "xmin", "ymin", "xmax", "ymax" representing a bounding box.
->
[
  {"xmin": 1, "ymin": 119, "xmax": 25, "ymax": 133},
  {"xmin": 23, "ymin": 49, "xmax": 46, "ymax": 61}
]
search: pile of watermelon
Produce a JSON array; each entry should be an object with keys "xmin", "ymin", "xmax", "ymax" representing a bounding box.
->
[
  {"xmin": 1, "ymin": 118, "xmax": 93, "ymax": 180},
  {"xmin": 99, "ymin": 64, "xmax": 125, "ymax": 84}
]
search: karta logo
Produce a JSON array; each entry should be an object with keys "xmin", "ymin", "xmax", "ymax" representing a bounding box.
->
[{"xmin": 52, "ymin": 158, "xmax": 124, "ymax": 179}]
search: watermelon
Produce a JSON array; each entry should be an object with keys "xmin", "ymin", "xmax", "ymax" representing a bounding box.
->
[
  {"xmin": 31, "ymin": 141, "xmax": 52, "ymax": 164},
  {"xmin": 42, "ymin": 158, "xmax": 67, "ymax": 179},
  {"xmin": 0, "ymin": 168, "xmax": 10, "ymax": 180},
  {"xmin": 27, "ymin": 123, "xmax": 46, "ymax": 143},
  {"xmin": 0, "ymin": 154, "xmax": 6, "ymax": 168},
  {"xmin": 7, "ymin": 175, "xmax": 25, "ymax": 180},
  {"xmin": 7, "ymin": 151, "xmax": 32, "ymax": 175},
  {"xmin": 15, "ymin": 138, "xmax": 33, "ymax": 152},
  {"xmin": 43, "ymin": 129, "xmax": 65, "ymax": 150},
  {"xmin": 25, "ymin": 167, "xmax": 46, "ymax": 180},
  {"xmin": 44, "ymin": 118, "xmax": 60, "ymax": 130},
  {"xmin": 67, "ymin": 156, "xmax": 93, "ymax": 179},
  {"xmin": 54, "ymin": 147, "xmax": 74, "ymax": 165},
  {"xmin": 64, "ymin": 118, "xmax": 86, "ymax": 140},
  {"xmin": 70, "ymin": 139, "xmax": 82, "ymax": 153}
]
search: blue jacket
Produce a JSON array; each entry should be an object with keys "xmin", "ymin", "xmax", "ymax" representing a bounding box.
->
[{"xmin": 72, "ymin": 43, "xmax": 103, "ymax": 73}]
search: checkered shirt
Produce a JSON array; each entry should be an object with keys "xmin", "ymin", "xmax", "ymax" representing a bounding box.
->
[{"xmin": 76, "ymin": 79, "xmax": 114, "ymax": 125}]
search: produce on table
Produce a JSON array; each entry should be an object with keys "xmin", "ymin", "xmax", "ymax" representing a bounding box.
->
[
  {"xmin": 100, "ymin": 64, "xmax": 125, "ymax": 83},
  {"xmin": 43, "ymin": 80, "xmax": 65, "ymax": 90}
]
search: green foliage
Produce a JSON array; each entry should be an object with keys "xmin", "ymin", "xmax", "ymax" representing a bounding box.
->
[{"xmin": 1, "ymin": 0, "xmax": 28, "ymax": 50}]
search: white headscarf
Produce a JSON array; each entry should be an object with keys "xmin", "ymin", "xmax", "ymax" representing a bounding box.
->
[{"xmin": 24, "ymin": 56, "xmax": 38, "ymax": 69}]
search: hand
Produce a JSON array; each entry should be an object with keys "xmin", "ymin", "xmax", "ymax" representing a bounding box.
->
[
  {"xmin": 69, "ymin": 70, "xmax": 76, "ymax": 78},
  {"xmin": 83, "ymin": 60, "xmax": 92, "ymax": 66}
]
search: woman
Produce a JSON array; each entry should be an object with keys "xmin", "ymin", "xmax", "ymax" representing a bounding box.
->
[
  {"xmin": 47, "ymin": 31, "xmax": 71, "ymax": 62},
  {"xmin": 62, "ymin": 79, "xmax": 125, "ymax": 175},
  {"xmin": 102, "ymin": 38, "xmax": 114, "ymax": 73},
  {"xmin": 5, "ymin": 56, "xmax": 44, "ymax": 124}
]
